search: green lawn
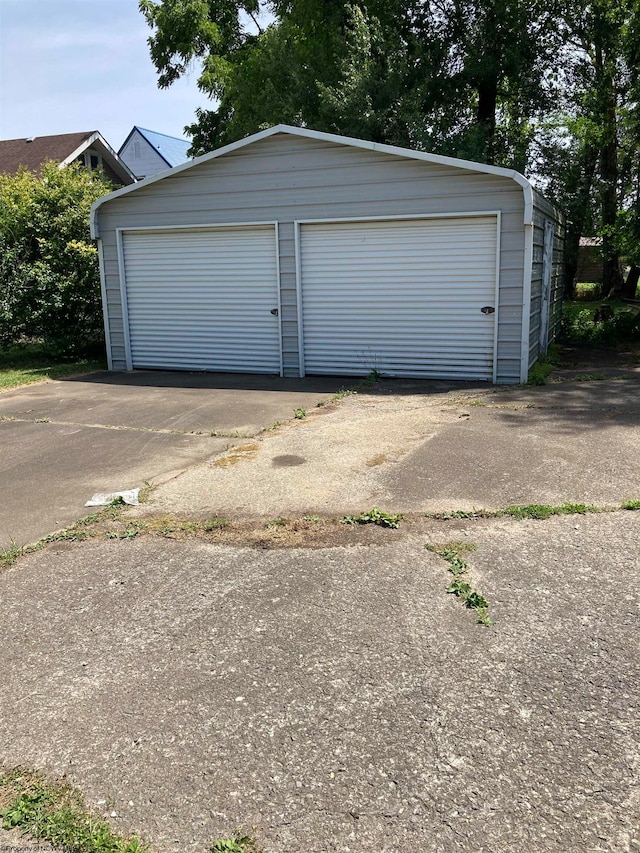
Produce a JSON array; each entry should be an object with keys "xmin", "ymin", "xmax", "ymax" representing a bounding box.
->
[{"xmin": 0, "ymin": 344, "xmax": 105, "ymax": 392}]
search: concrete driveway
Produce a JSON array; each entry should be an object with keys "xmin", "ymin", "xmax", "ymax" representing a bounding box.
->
[
  {"xmin": 1, "ymin": 512, "xmax": 638, "ymax": 852},
  {"xmin": 142, "ymin": 371, "xmax": 640, "ymax": 520},
  {"xmin": 1, "ymin": 366, "xmax": 639, "ymax": 852},
  {"xmin": 0, "ymin": 370, "xmax": 342, "ymax": 548}
]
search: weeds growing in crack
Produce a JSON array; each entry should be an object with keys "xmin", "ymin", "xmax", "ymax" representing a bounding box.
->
[
  {"xmin": 426, "ymin": 542, "xmax": 493, "ymax": 626},
  {"xmin": 209, "ymin": 834, "xmax": 260, "ymax": 852},
  {"xmin": 428, "ymin": 501, "xmax": 604, "ymax": 521},
  {"xmin": 341, "ymin": 507, "xmax": 402, "ymax": 529},
  {"xmin": 622, "ymin": 499, "xmax": 640, "ymax": 510}
]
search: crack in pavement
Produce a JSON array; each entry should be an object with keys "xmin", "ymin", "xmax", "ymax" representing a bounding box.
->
[{"xmin": 0, "ymin": 416, "xmax": 253, "ymax": 438}]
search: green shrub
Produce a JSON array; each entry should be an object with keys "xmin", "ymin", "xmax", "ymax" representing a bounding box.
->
[
  {"xmin": 0, "ymin": 163, "xmax": 113, "ymax": 355},
  {"xmin": 560, "ymin": 300, "xmax": 640, "ymax": 346},
  {"xmin": 575, "ymin": 282, "xmax": 603, "ymax": 301}
]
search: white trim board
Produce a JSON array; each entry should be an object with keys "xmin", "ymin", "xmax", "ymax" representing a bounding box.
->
[
  {"xmin": 96, "ymin": 239, "xmax": 113, "ymax": 372},
  {"xmin": 520, "ymin": 223, "xmax": 535, "ymax": 383}
]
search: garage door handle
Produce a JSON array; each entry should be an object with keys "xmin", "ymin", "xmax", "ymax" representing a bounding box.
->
[
  {"xmin": 270, "ymin": 308, "xmax": 279, "ymax": 316},
  {"xmin": 481, "ymin": 306, "xmax": 495, "ymax": 314}
]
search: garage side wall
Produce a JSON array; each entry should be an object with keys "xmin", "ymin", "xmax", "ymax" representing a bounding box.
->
[
  {"xmin": 529, "ymin": 190, "xmax": 565, "ymax": 368},
  {"xmin": 96, "ymin": 133, "xmax": 527, "ymax": 382}
]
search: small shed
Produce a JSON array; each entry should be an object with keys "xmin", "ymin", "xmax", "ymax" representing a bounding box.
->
[
  {"xmin": 91, "ymin": 125, "xmax": 564, "ymax": 384},
  {"xmin": 576, "ymin": 237, "xmax": 603, "ymax": 284}
]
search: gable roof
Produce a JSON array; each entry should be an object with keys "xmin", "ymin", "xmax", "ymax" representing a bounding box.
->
[
  {"xmin": 0, "ymin": 130, "xmax": 136, "ymax": 185},
  {"xmin": 0, "ymin": 131, "xmax": 95, "ymax": 174},
  {"xmin": 91, "ymin": 124, "xmax": 536, "ymax": 237},
  {"xmin": 121, "ymin": 126, "xmax": 192, "ymax": 168}
]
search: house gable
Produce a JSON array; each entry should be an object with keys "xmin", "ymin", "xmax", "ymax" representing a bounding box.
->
[
  {"xmin": 0, "ymin": 131, "xmax": 135, "ymax": 185},
  {"xmin": 118, "ymin": 127, "xmax": 191, "ymax": 180}
]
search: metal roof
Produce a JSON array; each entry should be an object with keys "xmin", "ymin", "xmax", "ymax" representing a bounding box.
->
[{"xmin": 134, "ymin": 127, "xmax": 191, "ymax": 168}]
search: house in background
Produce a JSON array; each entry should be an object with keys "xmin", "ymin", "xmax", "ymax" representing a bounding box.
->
[
  {"xmin": 0, "ymin": 131, "xmax": 136, "ymax": 186},
  {"xmin": 575, "ymin": 236, "xmax": 603, "ymax": 284},
  {"xmin": 118, "ymin": 126, "xmax": 191, "ymax": 180}
]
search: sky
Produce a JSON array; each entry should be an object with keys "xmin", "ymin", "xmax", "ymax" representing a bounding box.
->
[{"xmin": 0, "ymin": 0, "xmax": 210, "ymax": 149}]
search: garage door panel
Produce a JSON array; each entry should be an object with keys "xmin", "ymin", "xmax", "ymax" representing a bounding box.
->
[
  {"xmin": 300, "ymin": 217, "xmax": 497, "ymax": 380},
  {"xmin": 122, "ymin": 226, "xmax": 280, "ymax": 374}
]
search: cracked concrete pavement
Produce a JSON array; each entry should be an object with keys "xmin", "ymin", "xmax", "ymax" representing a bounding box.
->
[
  {"xmin": 0, "ymin": 512, "xmax": 638, "ymax": 852},
  {"xmin": 0, "ymin": 371, "xmax": 342, "ymax": 548},
  {"xmin": 1, "ymin": 364, "xmax": 640, "ymax": 852},
  {"xmin": 140, "ymin": 371, "xmax": 640, "ymax": 519}
]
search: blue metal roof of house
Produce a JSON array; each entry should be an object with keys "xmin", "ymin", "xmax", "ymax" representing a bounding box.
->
[{"xmin": 135, "ymin": 127, "xmax": 191, "ymax": 167}]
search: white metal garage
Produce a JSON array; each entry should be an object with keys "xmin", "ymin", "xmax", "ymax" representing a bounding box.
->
[
  {"xmin": 92, "ymin": 125, "xmax": 565, "ymax": 384},
  {"xmin": 298, "ymin": 215, "xmax": 498, "ymax": 380},
  {"xmin": 119, "ymin": 224, "xmax": 281, "ymax": 373}
]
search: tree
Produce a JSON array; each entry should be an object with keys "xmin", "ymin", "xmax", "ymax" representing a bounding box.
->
[
  {"xmin": 140, "ymin": 0, "xmax": 558, "ymax": 169},
  {"xmin": 141, "ymin": 0, "xmax": 639, "ymax": 297},
  {"xmin": 0, "ymin": 163, "xmax": 113, "ymax": 354}
]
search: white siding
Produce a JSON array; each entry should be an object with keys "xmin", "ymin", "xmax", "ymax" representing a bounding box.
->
[
  {"xmin": 122, "ymin": 225, "xmax": 281, "ymax": 374},
  {"xmin": 97, "ymin": 133, "xmax": 528, "ymax": 382},
  {"xmin": 119, "ymin": 129, "xmax": 170, "ymax": 179},
  {"xmin": 300, "ymin": 217, "xmax": 497, "ymax": 380}
]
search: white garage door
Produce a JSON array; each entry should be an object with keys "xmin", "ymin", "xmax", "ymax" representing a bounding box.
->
[
  {"xmin": 122, "ymin": 225, "xmax": 281, "ymax": 373},
  {"xmin": 300, "ymin": 216, "xmax": 498, "ymax": 380}
]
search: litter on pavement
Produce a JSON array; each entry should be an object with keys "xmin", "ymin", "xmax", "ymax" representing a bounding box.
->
[{"xmin": 85, "ymin": 488, "xmax": 140, "ymax": 507}]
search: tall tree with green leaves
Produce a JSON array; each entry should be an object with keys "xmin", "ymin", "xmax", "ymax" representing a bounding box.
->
[
  {"xmin": 139, "ymin": 0, "xmax": 559, "ymax": 169},
  {"xmin": 140, "ymin": 0, "xmax": 639, "ymax": 297},
  {"xmin": 534, "ymin": 0, "xmax": 639, "ymax": 296}
]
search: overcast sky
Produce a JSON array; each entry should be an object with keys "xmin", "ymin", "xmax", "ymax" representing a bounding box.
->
[{"xmin": 0, "ymin": 0, "xmax": 209, "ymax": 149}]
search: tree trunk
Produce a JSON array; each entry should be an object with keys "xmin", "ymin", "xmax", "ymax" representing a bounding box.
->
[
  {"xmin": 601, "ymin": 126, "xmax": 624, "ymax": 295},
  {"xmin": 477, "ymin": 78, "xmax": 498, "ymax": 164},
  {"xmin": 595, "ymin": 46, "xmax": 624, "ymax": 297},
  {"xmin": 563, "ymin": 145, "xmax": 599, "ymax": 297},
  {"xmin": 623, "ymin": 265, "xmax": 640, "ymax": 299}
]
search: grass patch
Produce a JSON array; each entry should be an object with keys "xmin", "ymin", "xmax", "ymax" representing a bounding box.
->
[
  {"xmin": 341, "ymin": 507, "xmax": 402, "ymax": 529},
  {"xmin": 425, "ymin": 542, "xmax": 492, "ymax": 626},
  {"xmin": 359, "ymin": 369, "xmax": 382, "ymax": 389},
  {"xmin": 0, "ymin": 503, "xmax": 128, "ymax": 570},
  {"xmin": 622, "ymin": 500, "xmax": 640, "ymax": 510},
  {"xmin": 574, "ymin": 282, "xmax": 603, "ymax": 301},
  {"xmin": 428, "ymin": 502, "xmax": 601, "ymax": 522},
  {"xmin": 0, "ymin": 767, "xmax": 260, "ymax": 853},
  {"xmin": 573, "ymin": 372, "xmax": 605, "ymax": 381},
  {"xmin": 0, "ymin": 767, "xmax": 148, "ymax": 852},
  {"xmin": 500, "ymin": 502, "xmax": 596, "ymax": 520},
  {"xmin": 203, "ymin": 516, "xmax": 229, "ymax": 530},
  {"xmin": 429, "ymin": 508, "xmax": 499, "ymax": 520},
  {"xmin": 293, "ymin": 407, "xmax": 306, "ymax": 419},
  {"xmin": 527, "ymin": 343, "xmax": 563, "ymax": 385},
  {"xmin": 0, "ymin": 342, "xmax": 105, "ymax": 391}
]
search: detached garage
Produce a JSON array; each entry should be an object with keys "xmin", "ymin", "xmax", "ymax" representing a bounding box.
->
[{"xmin": 91, "ymin": 125, "xmax": 564, "ymax": 384}]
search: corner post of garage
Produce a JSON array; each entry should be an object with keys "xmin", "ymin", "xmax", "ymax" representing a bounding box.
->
[
  {"xmin": 96, "ymin": 238, "xmax": 113, "ymax": 371},
  {"xmin": 115, "ymin": 228, "xmax": 134, "ymax": 371}
]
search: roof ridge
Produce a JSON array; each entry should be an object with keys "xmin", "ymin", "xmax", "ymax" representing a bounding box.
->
[{"xmin": 135, "ymin": 126, "xmax": 190, "ymax": 144}]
